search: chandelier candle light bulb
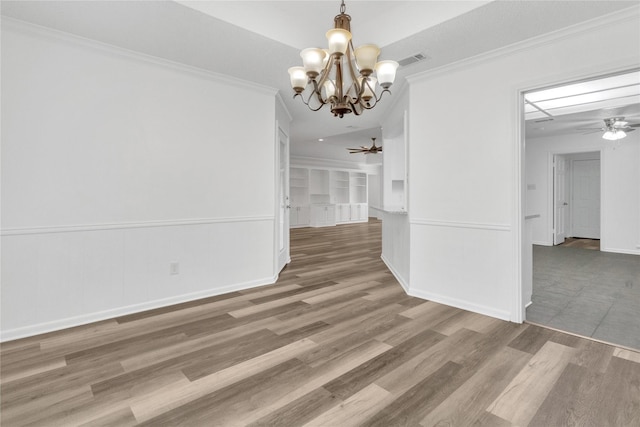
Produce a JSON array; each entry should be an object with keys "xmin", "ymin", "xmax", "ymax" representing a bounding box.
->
[{"xmin": 287, "ymin": 0, "xmax": 399, "ymax": 118}]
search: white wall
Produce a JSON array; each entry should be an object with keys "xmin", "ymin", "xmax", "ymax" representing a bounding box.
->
[
  {"xmin": 368, "ymin": 167, "xmax": 381, "ymax": 211},
  {"xmin": 526, "ymin": 132, "xmax": 639, "ymax": 254},
  {"xmin": 406, "ymin": 11, "xmax": 640, "ymax": 321},
  {"xmin": 379, "ymin": 88, "xmax": 410, "ymax": 288},
  {"xmin": 1, "ymin": 20, "xmax": 279, "ymax": 340}
]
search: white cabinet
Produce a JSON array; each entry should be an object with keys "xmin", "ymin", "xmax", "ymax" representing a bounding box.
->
[
  {"xmin": 309, "ymin": 169, "xmax": 330, "ymax": 205},
  {"xmin": 350, "ymin": 203, "xmax": 368, "ymax": 222},
  {"xmin": 335, "ymin": 204, "xmax": 351, "ymax": 223},
  {"xmin": 331, "ymin": 171, "xmax": 350, "ymax": 204},
  {"xmin": 290, "ymin": 168, "xmax": 309, "ymax": 206},
  {"xmin": 290, "ymin": 206, "xmax": 310, "ymax": 228},
  {"xmin": 350, "ymin": 172, "xmax": 367, "ymax": 204},
  {"xmin": 290, "ymin": 166, "xmax": 368, "ymax": 228},
  {"xmin": 310, "ymin": 205, "xmax": 336, "ymax": 227}
]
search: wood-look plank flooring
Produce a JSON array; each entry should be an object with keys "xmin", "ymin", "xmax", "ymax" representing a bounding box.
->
[
  {"xmin": 560, "ymin": 237, "xmax": 600, "ymax": 251},
  {"xmin": 2, "ymin": 219, "xmax": 640, "ymax": 426}
]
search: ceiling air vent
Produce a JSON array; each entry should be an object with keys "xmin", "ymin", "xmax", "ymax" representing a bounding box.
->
[
  {"xmin": 397, "ymin": 52, "xmax": 429, "ymax": 68},
  {"xmin": 534, "ymin": 118, "xmax": 554, "ymax": 123}
]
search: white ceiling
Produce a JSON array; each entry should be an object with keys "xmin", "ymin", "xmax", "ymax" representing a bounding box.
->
[
  {"xmin": 525, "ymin": 70, "xmax": 640, "ymax": 138},
  {"xmin": 2, "ymin": 0, "xmax": 639, "ymax": 152},
  {"xmin": 175, "ymin": 1, "xmax": 490, "ymax": 50}
]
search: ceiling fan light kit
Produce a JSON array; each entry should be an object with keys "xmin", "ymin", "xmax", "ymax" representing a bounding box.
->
[
  {"xmin": 600, "ymin": 117, "xmax": 637, "ymax": 141},
  {"xmin": 602, "ymin": 129, "xmax": 626, "ymax": 141},
  {"xmin": 287, "ymin": 0, "xmax": 399, "ymax": 118}
]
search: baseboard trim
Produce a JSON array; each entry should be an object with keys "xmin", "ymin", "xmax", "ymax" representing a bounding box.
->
[
  {"xmin": 0, "ymin": 275, "xmax": 278, "ymax": 342},
  {"xmin": 407, "ymin": 288, "xmax": 511, "ymax": 322},
  {"xmin": 601, "ymin": 247, "xmax": 640, "ymax": 256},
  {"xmin": 380, "ymin": 254, "xmax": 409, "ymax": 293}
]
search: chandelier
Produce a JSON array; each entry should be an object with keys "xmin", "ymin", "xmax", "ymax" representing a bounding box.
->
[{"xmin": 287, "ymin": 0, "xmax": 399, "ymax": 118}]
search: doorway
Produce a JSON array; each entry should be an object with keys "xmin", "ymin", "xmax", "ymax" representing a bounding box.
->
[
  {"xmin": 521, "ymin": 69, "xmax": 640, "ymax": 350},
  {"xmin": 553, "ymin": 152, "xmax": 601, "ymax": 247}
]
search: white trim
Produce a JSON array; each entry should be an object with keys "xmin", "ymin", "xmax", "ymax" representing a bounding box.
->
[
  {"xmin": 0, "ymin": 275, "xmax": 279, "ymax": 342},
  {"xmin": 2, "ymin": 17, "xmax": 278, "ymax": 96},
  {"xmin": 406, "ymin": 7, "xmax": 640, "ymax": 85},
  {"xmin": 380, "ymin": 254, "xmax": 409, "ymax": 293},
  {"xmin": 1, "ymin": 216, "xmax": 275, "ymax": 236},
  {"xmin": 407, "ymin": 288, "xmax": 511, "ymax": 322},
  {"xmin": 410, "ymin": 218, "xmax": 511, "ymax": 232},
  {"xmin": 512, "ymin": 87, "xmax": 525, "ymax": 323},
  {"xmin": 290, "ymin": 156, "xmax": 379, "ymax": 174},
  {"xmin": 601, "ymin": 247, "xmax": 640, "ymax": 256},
  {"xmin": 532, "ymin": 240, "xmax": 552, "ymax": 247}
]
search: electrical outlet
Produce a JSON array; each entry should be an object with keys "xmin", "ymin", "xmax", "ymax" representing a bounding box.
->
[{"xmin": 170, "ymin": 262, "xmax": 180, "ymax": 275}]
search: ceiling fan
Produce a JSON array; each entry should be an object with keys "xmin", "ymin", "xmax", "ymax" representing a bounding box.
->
[
  {"xmin": 347, "ymin": 137, "xmax": 382, "ymax": 154},
  {"xmin": 579, "ymin": 117, "xmax": 639, "ymax": 140}
]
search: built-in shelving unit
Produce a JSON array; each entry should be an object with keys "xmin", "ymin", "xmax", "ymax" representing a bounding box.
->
[
  {"xmin": 289, "ymin": 166, "xmax": 368, "ymax": 228},
  {"xmin": 331, "ymin": 171, "xmax": 350, "ymax": 204},
  {"xmin": 290, "ymin": 167, "xmax": 309, "ymax": 207},
  {"xmin": 350, "ymin": 172, "xmax": 367, "ymax": 204},
  {"xmin": 309, "ymin": 169, "xmax": 330, "ymax": 205}
]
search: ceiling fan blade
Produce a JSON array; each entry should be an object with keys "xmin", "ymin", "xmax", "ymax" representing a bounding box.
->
[{"xmin": 581, "ymin": 130, "xmax": 602, "ymax": 135}]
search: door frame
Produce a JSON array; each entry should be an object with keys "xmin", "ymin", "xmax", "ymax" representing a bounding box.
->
[
  {"xmin": 567, "ymin": 154, "xmax": 601, "ymax": 240},
  {"xmin": 552, "ymin": 154, "xmax": 569, "ymax": 245},
  {"xmin": 275, "ymin": 121, "xmax": 291, "ymax": 274},
  {"xmin": 547, "ymin": 150, "xmax": 604, "ymax": 246},
  {"xmin": 514, "ymin": 65, "xmax": 636, "ymax": 323}
]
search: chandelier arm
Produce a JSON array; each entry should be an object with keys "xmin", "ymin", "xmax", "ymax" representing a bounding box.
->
[
  {"xmin": 303, "ymin": 83, "xmax": 328, "ymax": 112},
  {"xmin": 316, "ymin": 54, "xmax": 335, "ymax": 88},
  {"xmin": 293, "ymin": 87, "xmax": 326, "ymax": 112},
  {"xmin": 350, "ymin": 101, "xmax": 364, "ymax": 116},
  {"xmin": 309, "ymin": 79, "xmax": 328, "ymax": 107},
  {"xmin": 345, "ymin": 44, "xmax": 362, "ymax": 104}
]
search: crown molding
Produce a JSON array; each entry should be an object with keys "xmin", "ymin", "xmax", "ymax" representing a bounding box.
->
[
  {"xmin": 1, "ymin": 16, "xmax": 279, "ymax": 96},
  {"xmin": 407, "ymin": 6, "xmax": 640, "ymax": 85},
  {"xmin": 290, "ymin": 156, "xmax": 379, "ymax": 173}
]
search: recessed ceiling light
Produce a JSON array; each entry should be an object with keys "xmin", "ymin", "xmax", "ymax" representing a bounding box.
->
[{"xmin": 318, "ymin": 138, "xmax": 324, "ymax": 142}]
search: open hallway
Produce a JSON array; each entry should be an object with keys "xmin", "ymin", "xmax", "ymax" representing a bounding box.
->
[{"xmin": 1, "ymin": 220, "xmax": 640, "ymax": 426}]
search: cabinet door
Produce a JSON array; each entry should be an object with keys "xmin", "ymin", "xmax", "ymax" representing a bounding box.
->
[
  {"xmin": 343, "ymin": 205, "xmax": 351, "ymax": 222},
  {"xmin": 298, "ymin": 206, "xmax": 310, "ymax": 225},
  {"xmin": 350, "ymin": 204, "xmax": 359, "ymax": 221},
  {"xmin": 359, "ymin": 204, "xmax": 368, "ymax": 220},
  {"xmin": 326, "ymin": 206, "xmax": 336, "ymax": 226}
]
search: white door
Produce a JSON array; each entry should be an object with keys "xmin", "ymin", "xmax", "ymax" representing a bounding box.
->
[
  {"xmin": 554, "ymin": 155, "xmax": 568, "ymax": 245},
  {"xmin": 571, "ymin": 159, "xmax": 600, "ymax": 239},
  {"xmin": 276, "ymin": 127, "xmax": 290, "ymax": 271}
]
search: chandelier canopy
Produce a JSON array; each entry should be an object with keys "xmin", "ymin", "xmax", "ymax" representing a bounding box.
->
[{"xmin": 287, "ymin": 0, "xmax": 399, "ymax": 118}]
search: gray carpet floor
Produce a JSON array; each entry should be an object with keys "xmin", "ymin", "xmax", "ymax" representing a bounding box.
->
[{"xmin": 527, "ymin": 245, "xmax": 640, "ymax": 350}]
